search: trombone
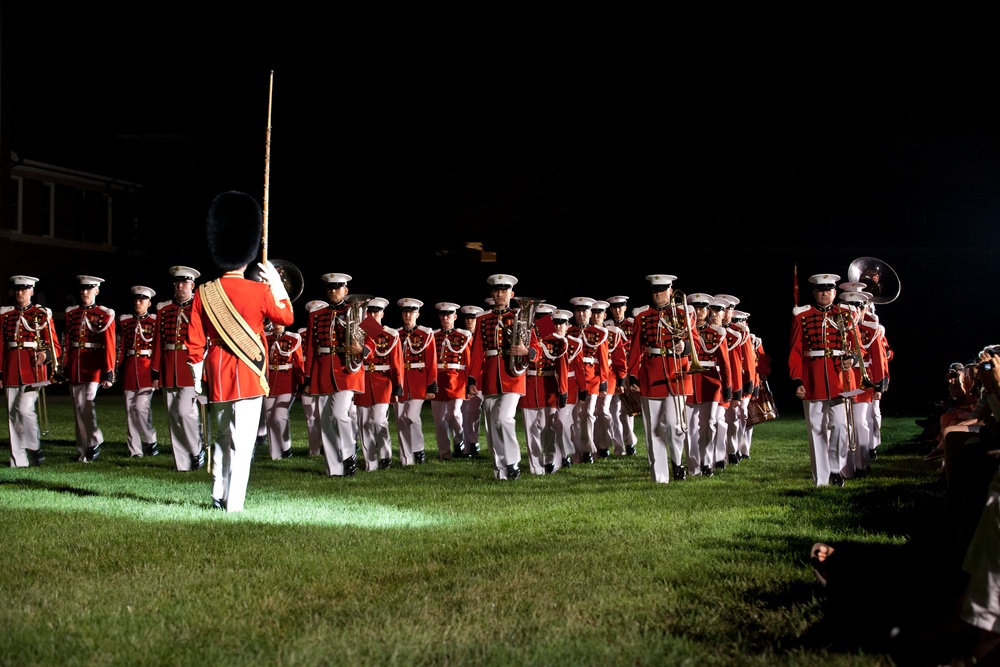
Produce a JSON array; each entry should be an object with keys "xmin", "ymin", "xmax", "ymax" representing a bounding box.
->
[
  {"xmin": 834, "ymin": 308, "xmax": 865, "ymax": 452},
  {"xmin": 666, "ymin": 291, "xmax": 706, "ymax": 434}
]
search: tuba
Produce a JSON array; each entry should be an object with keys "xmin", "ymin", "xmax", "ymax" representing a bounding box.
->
[
  {"xmin": 847, "ymin": 256, "xmax": 901, "ymax": 305},
  {"xmin": 343, "ymin": 294, "xmax": 373, "ymax": 373},
  {"xmin": 506, "ymin": 297, "xmax": 545, "ymax": 376}
]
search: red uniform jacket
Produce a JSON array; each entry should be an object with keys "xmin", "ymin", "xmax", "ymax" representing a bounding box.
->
[
  {"xmin": 186, "ymin": 275, "xmax": 294, "ymax": 402},
  {"xmin": 468, "ymin": 307, "xmax": 541, "ymax": 396},
  {"xmin": 1, "ymin": 303, "xmax": 61, "ymax": 387},
  {"xmin": 606, "ymin": 324, "xmax": 628, "ymax": 395},
  {"xmin": 734, "ymin": 322, "xmax": 759, "ymax": 394},
  {"xmin": 788, "ymin": 303, "xmax": 863, "ymax": 401},
  {"xmin": 688, "ymin": 323, "xmax": 731, "ymax": 405},
  {"xmin": 433, "ymin": 327, "xmax": 472, "ymax": 401},
  {"xmin": 399, "ymin": 325, "xmax": 438, "ymax": 400},
  {"xmin": 564, "ymin": 335, "xmax": 583, "ymax": 406},
  {"xmin": 305, "ymin": 301, "xmax": 371, "ymax": 395},
  {"xmin": 569, "ymin": 324, "xmax": 609, "ymax": 395},
  {"xmin": 266, "ymin": 329, "xmax": 305, "ymax": 396},
  {"xmin": 62, "ymin": 304, "xmax": 116, "ymax": 383},
  {"xmin": 626, "ymin": 303, "xmax": 693, "ymax": 398},
  {"xmin": 117, "ymin": 312, "xmax": 156, "ymax": 391},
  {"xmin": 354, "ymin": 325, "xmax": 403, "ymax": 407},
  {"xmin": 520, "ymin": 332, "xmax": 570, "ymax": 409},
  {"xmin": 152, "ymin": 298, "xmax": 195, "ymax": 388}
]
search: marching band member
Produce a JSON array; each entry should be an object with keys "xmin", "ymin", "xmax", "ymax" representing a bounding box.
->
[
  {"xmin": 459, "ymin": 305, "xmax": 485, "ymax": 457},
  {"xmin": 731, "ymin": 307, "xmax": 758, "ymax": 462},
  {"xmin": 711, "ymin": 296, "xmax": 743, "ymax": 471},
  {"xmin": 117, "ymin": 285, "xmax": 158, "ymax": 457},
  {"xmin": 789, "ymin": 273, "xmax": 863, "ymax": 487},
  {"xmin": 467, "ymin": 274, "xmax": 540, "ymax": 481},
  {"xmin": 568, "ymin": 297, "xmax": 609, "ymax": 464},
  {"xmin": 1, "ymin": 275, "xmax": 60, "ymax": 467},
  {"xmin": 606, "ymin": 295, "xmax": 638, "ymax": 456},
  {"xmin": 354, "ymin": 298, "xmax": 402, "ymax": 471},
  {"xmin": 626, "ymin": 274, "xmax": 694, "ymax": 483},
  {"xmin": 305, "ymin": 273, "xmax": 374, "ymax": 477},
  {"xmin": 62, "ymin": 275, "xmax": 116, "ymax": 462},
  {"xmin": 742, "ymin": 312, "xmax": 771, "ymax": 458},
  {"xmin": 152, "ymin": 266, "xmax": 204, "ymax": 471},
  {"xmin": 299, "ymin": 301, "xmax": 328, "ymax": 457},
  {"xmin": 263, "ymin": 321, "xmax": 304, "ymax": 460},
  {"xmin": 591, "ymin": 300, "xmax": 624, "ymax": 459},
  {"xmin": 432, "ymin": 302, "xmax": 471, "ymax": 460},
  {"xmin": 186, "ymin": 191, "xmax": 294, "ymax": 511},
  {"xmin": 685, "ymin": 294, "xmax": 732, "ymax": 477},
  {"xmin": 395, "ymin": 298, "xmax": 438, "ymax": 466},
  {"xmin": 556, "ymin": 312, "xmax": 584, "ymax": 469},
  {"xmin": 519, "ymin": 304, "xmax": 568, "ymax": 474}
]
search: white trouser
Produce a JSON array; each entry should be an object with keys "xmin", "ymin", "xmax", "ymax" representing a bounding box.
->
[
  {"xmin": 523, "ymin": 407, "xmax": 557, "ymax": 474},
  {"xmin": 573, "ymin": 393, "xmax": 599, "ymax": 455},
  {"xmin": 6, "ymin": 385, "xmax": 41, "ymax": 467},
  {"xmin": 395, "ymin": 399, "xmax": 425, "ymax": 466},
  {"xmin": 803, "ymin": 398, "xmax": 849, "ymax": 486},
  {"xmin": 606, "ymin": 393, "xmax": 629, "ymax": 454},
  {"xmin": 165, "ymin": 386, "xmax": 202, "ymax": 471},
  {"xmin": 124, "ymin": 388, "xmax": 157, "ymax": 457},
  {"xmin": 871, "ymin": 398, "xmax": 882, "ymax": 451},
  {"xmin": 70, "ymin": 382, "xmax": 103, "ymax": 458},
  {"xmin": 736, "ymin": 396, "xmax": 751, "ymax": 456},
  {"xmin": 357, "ymin": 403, "xmax": 392, "ymax": 471},
  {"xmin": 211, "ymin": 396, "xmax": 262, "ymax": 512},
  {"xmin": 555, "ymin": 404, "xmax": 576, "ymax": 464},
  {"xmin": 318, "ymin": 391, "xmax": 357, "ymax": 476},
  {"xmin": 619, "ymin": 396, "xmax": 637, "ymax": 449},
  {"xmin": 641, "ymin": 395, "xmax": 687, "ymax": 483},
  {"xmin": 431, "ymin": 398, "xmax": 464, "ymax": 459},
  {"xmin": 686, "ymin": 401, "xmax": 718, "ymax": 474},
  {"xmin": 843, "ymin": 400, "xmax": 873, "ymax": 478},
  {"xmin": 301, "ymin": 394, "xmax": 321, "ymax": 456},
  {"xmin": 483, "ymin": 392, "xmax": 522, "ymax": 479},
  {"xmin": 462, "ymin": 390, "xmax": 483, "ymax": 447},
  {"xmin": 263, "ymin": 392, "xmax": 294, "ymax": 459},
  {"xmin": 594, "ymin": 393, "xmax": 622, "ymax": 455},
  {"xmin": 712, "ymin": 403, "xmax": 729, "ymax": 465},
  {"xmin": 722, "ymin": 402, "xmax": 740, "ymax": 458}
]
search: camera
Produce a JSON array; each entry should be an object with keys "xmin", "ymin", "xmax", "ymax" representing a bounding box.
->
[{"xmin": 985, "ymin": 363, "xmax": 994, "ymax": 372}]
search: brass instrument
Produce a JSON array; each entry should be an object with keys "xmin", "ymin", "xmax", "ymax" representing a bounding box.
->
[
  {"xmin": 664, "ymin": 291, "xmax": 705, "ymax": 435},
  {"xmin": 506, "ymin": 297, "xmax": 545, "ymax": 376},
  {"xmin": 344, "ymin": 294, "xmax": 374, "ymax": 373},
  {"xmin": 246, "ymin": 70, "xmax": 305, "ymax": 302},
  {"xmin": 847, "ymin": 256, "xmax": 901, "ymax": 305},
  {"xmin": 835, "ymin": 308, "xmax": 863, "ymax": 452}
]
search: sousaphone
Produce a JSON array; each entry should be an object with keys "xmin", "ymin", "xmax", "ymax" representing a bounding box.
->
[{"xmin": 847, "ymin": 256, "xmax": 900, "ymax": 304}]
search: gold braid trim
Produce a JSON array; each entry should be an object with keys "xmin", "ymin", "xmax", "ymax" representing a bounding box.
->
[{"xmin": 199, "ymin": 281, "xmax": 269, "ymax": 395}]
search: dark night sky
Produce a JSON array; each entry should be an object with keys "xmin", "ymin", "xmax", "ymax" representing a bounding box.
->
[{"xmin": 5, "ymin": 9, "xmax": 1000, "ymax": 416}]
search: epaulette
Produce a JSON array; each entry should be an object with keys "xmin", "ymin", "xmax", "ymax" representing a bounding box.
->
[
  {"xmin": 382, "ymin": 325, "xmax": 399, "ymax": 337},
  {"xmin": 418, "ymin": 325, "xmax": 434, "ymax": 335},
  {"xmin": 157, "ymin": 300, "xmax": 172, "ymax": 311},
  {"xmin": 456, "ymin": 327, "xmax": 472, "ymax": 336},
  {"xmin": 0, "ymin": 306, "xmax": 12, "ymax": 314},
  {"xmin": 98, "ymin": 305, "xmax": 115, "ymax": 318},
  {"xmin": 708, "ymin": 324, "xmax": 726, "ymax": 335},
  {"xmin": 66, "ymin": 304, "xmax": 80, "ymax": 313},
  {"xmin": 287, "ymin": 331, "xmax": 301, "ymax": 340},
  {"xmin": 792, "ymin": 305, "xmax": 810, "ymax": 316},
  {"xmin": 121, "ymin": 314, "xmax": 134, "ymax": 321}
]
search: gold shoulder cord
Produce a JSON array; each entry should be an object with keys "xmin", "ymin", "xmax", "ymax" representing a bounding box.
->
[{"xmin": 199, "ymin": 281, "xmax": 269, "ymax": 394}]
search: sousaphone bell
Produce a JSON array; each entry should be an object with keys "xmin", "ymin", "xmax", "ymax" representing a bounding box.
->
[{"xmin": 847, "ymin": 256, "xmax": 900, "ymax": 304}]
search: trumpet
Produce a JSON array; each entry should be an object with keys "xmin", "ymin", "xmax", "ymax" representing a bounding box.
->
[
  {"xmin": 506, "ymin": 297, "xmax": 545, "ymax": 376},
  {"xmin": 343, "ymin": 294, "xmax": 374, "ymax": 373}
]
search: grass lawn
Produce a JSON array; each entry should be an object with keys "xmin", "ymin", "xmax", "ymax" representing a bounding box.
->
[{"xmin": 0, "ymin": 394, "xmax": 953, "ymax": 666}]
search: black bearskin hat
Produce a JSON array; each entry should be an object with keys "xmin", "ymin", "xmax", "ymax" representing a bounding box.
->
[{"xmin": 205, "ymin": 191, "xmax": 263, "ymax": 271}]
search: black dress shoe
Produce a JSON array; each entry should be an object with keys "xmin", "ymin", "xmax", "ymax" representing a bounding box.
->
[
  {"xmin": 714, "ymin": 460, "xmax": 726, "ymax": 470},
  {"xmin": 378, "ymin": 458, "xmax": 392, "ymax": 470},
  {"xmin": 738, "ymin": 452, "xmax": 750, "ymax": 461},
  {"xmin": 673, "ymin": 464, "xmax": 686, "ymax": 481},
  {"xmin": 414, "ymin": 450, "xmax": 426, "ymax": 464},
  {"xmin": 563, "ymin": 456, "xmax": 573, "ymax": 468},
  {"xmin": 255, "ymin": 435, "xmax": 267, "ymax": 449},
  {"xmin": 544, "ymin": 463, "xmax": 555, "ymax": 474},
  {"xmin": 211, "ymin": 498, "xmax": 225, "ymax": 510},
  {"xmin": 597, "ymin": 448, "xmax": 610, "ymax": 458},
  {"xmin": 344, "ymin": 455, "xmax": 358, "ymax": 476},
  {"xmin": 466, "ymin": 442, "xmax": 481, "ymax": 458},
  {"xmin": 727, "ymin": 453, "xmax": 741, "ymax": 466},
  {"xmin": 506, "ymin": 464, "xmax": 521, "ymax": 480},
  {"xmin": 870, "ymin": 449, "xmax": 878, "ymax": 461},
  {"xmin": 281, "ymin": 448, "xmax": 293, "ymax": 459},
  {"xmin": 28, "ymin": 449, "xmax": 45, "ymax": 466},
  {"xmin": 453, "ymin": 441, "xmax": 466, "ymax": 458},
  {"xmin": 625, "ymin": 445, "xmax": 637, "ymax": 456},
  {"xmin": 580, "ymin": 452, "xmax": 594, "ymax": 464},
  {"xmin": 192, "ymin": 450, "xmax": 206, "ymax": 470},
  {"xmin": 701, "ymin": 465, "xmax": 714, "ymax": 477},
  {"xmin": 830, "ymin": 473, "xmax": 845, "ymax": 487},
  {"xmin": 86, "ymin": 444, "xmax": 101, "ymax": 462}
]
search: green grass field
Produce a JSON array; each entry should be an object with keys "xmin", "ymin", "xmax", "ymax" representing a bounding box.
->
[{"xmin": 0, "ymin": 395, "xmax": 950, "ymax": 666}]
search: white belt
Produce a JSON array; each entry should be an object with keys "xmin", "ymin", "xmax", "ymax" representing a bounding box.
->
[
  {"xmin": 581, "ymin": 356, "xmax": 596, "ymax": 364},
  {"xmin": 164, "ymin": 343, "xmax": 187, "ymax": 351},
  {"xmin": 127, "ymin": 350, "xmax": 152, "ymax": 357},
  {"xmin": 646, "ymin": 347, "xmax": 664, "ymax": 355},
  {"xmin": 405, "ymin": 362, "xmax": 425, "ymax": 369},
  {"xmin": 567, "ymin": 371, "xmax": 576, "ymax": 377},
  {"xmin": 864, "ymin": 360, "xmax": 872, "ymax": 367},
  {"xmin": 269, "ymin": 363, "xmax": 292, "ymax": 371},
  {"xmin": 438, "ymin": 363, "xmax": 466, "ymax": 370},
  {"xmin": 318, "ymin": 346, "xmax": 333, "ymax": 354},
  {"xmin": 366, "ymin": 364, "xmax": 390, "ymax": 372},
  {"xmin": 71, "ymin": 342, "xmax": 104, "ymax": 349},
  {"xmin": 7, "ymin": 341, "xmax": 37, "ymax": 348},
  {"xmin": 527, "ymin": 370, "xmax": 554, "ymax": 377},
  {"xmin": 699, "ymin": 360, "xmax": 716, "ymax": 368},
  {"xmin": 805, "ymin": 350, "xmax": 842, "ymax": 357},
  {"xmin": 485, "ymin": 349, "xmax": 500, "ymax": 357}
]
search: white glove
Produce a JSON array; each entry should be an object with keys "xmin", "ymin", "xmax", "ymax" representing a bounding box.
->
[
  {"xmin": 256, "ymin": 261, "xmax": 290, "ymax": 306},
  {"xmin": 190, "ymin": 361, "xmax": 204, "ymax": 395}
]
